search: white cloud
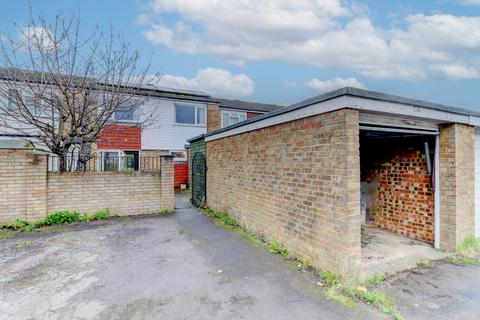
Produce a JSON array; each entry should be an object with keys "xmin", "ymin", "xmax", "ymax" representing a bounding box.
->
[
  {"xmin": 140, "ymin": 1, "xmax": 480, "ymax": 81},
  {"xmin": 20, "ymin": 27, "xmax": 55, "ymax": 50},
  {"xmin": 429, "ymin": 64, "xmax": 480, "ymax": 79},
  {"xmin": 306, "ymin": 77, "xmax": 366, "ymax": 93},
  {"xmin": 459, "ymin": 0, "xmax": 480, "ymax": 5},
  {"xmin": 151, "ymin": 68, "xmax": 254, "ymax": 98}
]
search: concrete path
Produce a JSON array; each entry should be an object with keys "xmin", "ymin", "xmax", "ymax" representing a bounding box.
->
[
  {"xmin": 384, "ymin": 262, "xmax": 480, "ymax": 320},
  {"xmin": 0, "ymin": 192, "xmax": 383, "ymax": 320}
]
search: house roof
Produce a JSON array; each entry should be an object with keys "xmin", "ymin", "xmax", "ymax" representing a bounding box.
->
[
  {"xmin": 0, "ymin": 139, "xmax": 33, "ymax": 149},
  {"xmin": 215, "ymin": 98, "xmax": 283, "ymax": 113},
  {"xmin": 205, "ymin": 87, "xmax": 480, "ymax": 139},
  {"xmin": 0, "ymin": 67, "xmax": 217, "ymax": 103}
]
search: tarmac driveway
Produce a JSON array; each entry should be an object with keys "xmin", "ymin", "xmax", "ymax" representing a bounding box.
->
[
  {"xmin": 0, "ymin": 193, "xmax": 383, "ymax": 320},
  {"xmin": 2, "ymin": 192, "xmax": 480, "ymax": 320}
]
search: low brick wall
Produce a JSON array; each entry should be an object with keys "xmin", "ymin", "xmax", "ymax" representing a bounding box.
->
[
  {"xmin": 47, "ymin": 172, "xmax": 164, "ymax": 216},
  {"xmin": 0, "ymin": 149, "xmax": 47, "ymax": 223},
  {"xmin": 0, "ymin": 150, "xmax": 174, "ymax": 223},
  {"xmin": 206, "ymin": 109, "xmax": 361, "ymax": 275}
]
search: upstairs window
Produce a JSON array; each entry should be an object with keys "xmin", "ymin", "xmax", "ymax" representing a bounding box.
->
[
  {"xmin": 221, "ymin": 110, "xmax": 246, "ymax": 128},
  {"xmin": 175, "ymin": 104, "xmax": 206, "ymax": 125},
  {"xmin": 7, "ymin": 89, "xmax": 20, "ymax": 110},
  {"xmin": 23, "ymin": 93, "xmax": 43, "ymax": 116},
  {"xmin": 113, "ymin": 99, "xmax": 138, "ymax": 122}
]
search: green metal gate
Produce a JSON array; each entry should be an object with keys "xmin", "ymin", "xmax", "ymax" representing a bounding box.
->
[{"xmin": 191, "ymin": 152, "xmax": 207, "ymax": 206}]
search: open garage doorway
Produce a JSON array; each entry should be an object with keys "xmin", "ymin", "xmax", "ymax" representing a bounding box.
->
[{"xmin": 359, "ymin": 127, "xmax": 445, "ymax": 277}]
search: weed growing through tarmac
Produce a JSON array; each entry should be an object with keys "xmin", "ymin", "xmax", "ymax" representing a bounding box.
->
[
  {"xmin": 0, "ymin": 209, "xmax": 111, "ymax": 233},
  {"xmin": 15, "ymin": 241, "xmax": 32, "ymax": 248},
  {"xmin": 324, "ymin": 273, "xmax": 404, "ymax": 320},
  {"xmin": 156, "ymin": 207, "xmax": 175, "ymax": 216},
  {"xmin": 199, "ymin": 206, "xmax": 404, "ymax": 320},
  {"xmin": 267, "ymin": 241, "xmax": 289, "ymax": 257}
]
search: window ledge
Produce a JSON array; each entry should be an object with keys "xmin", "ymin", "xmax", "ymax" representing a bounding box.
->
[{"xmin": 172, "ymin": 123, "xmax": 206, "ymax": 128}]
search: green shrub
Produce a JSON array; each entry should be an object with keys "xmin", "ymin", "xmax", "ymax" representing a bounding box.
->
[
  {"xmin": 44, "ymin": 211, "xmax": 81, "ymax": 225},
  {"xmin": 0, "ymin": 209, "xmax": 110, "ymax": 233},
  {"xmin": 91, "ymin": 210, "xmax": 110, "ymax": 220},
  {"xmin": 11, "ymin": 219, "xmax": 29, "ymax": 230}
]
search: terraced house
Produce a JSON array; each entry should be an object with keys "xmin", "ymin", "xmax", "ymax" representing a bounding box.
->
[{"xmin": 0, "ymin": 68, "xmax": 280, "ymax": 188}]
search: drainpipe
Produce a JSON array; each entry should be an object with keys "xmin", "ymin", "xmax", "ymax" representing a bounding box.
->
[
  {"xmin": 434, "ymin": 135, "xmax": 440, "ymax": 250},
  {"xmin": 424, "ymin": 141, "xmax": 432, "ymax": 179}
]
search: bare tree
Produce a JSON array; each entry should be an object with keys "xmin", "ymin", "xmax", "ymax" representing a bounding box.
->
[{"xmin": 0, "ymin": 10, "xmax": 159, "ymax": 171}]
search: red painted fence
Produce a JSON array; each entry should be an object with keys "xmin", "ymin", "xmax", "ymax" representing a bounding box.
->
[{"xmin": 174, "ymin": 162, "xmax": 189, "ymax": 189}]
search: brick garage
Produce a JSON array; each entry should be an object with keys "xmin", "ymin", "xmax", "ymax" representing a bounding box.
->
[
  {"xmin": 200, "ymin": 87, "xmax": 478, "ymax": 276},
  {"xmin": 206, "ymin": 109, "xmax": 361, "ymax": 275},
  {"xmin": 360, "ymin": 135, "xmax": 435, "ymax": 243}
]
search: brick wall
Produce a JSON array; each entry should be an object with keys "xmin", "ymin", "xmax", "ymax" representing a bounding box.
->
[
  {"xmin": 206, "ymin": 109, "xmax": 361, "ymax": 275},
  {"xmin": 207, "ymin": 104, "xmax": 221, "ymax": 132},
  {"xmin": 0, "ymin": 152, "xmax": 174, "ymax": 223},
  {"xmin": 440, "ymin": 123, "xmax": 475, "ymax": 251},
  {"xmin": 0, "ymin": 149, "xmax": 47, "ymax": 223},
  {"xmin": 361, "ymin": 138, "xmax": 434, "ymax": 243},
  {"xmin": 247, "ymin": 112, "xmax": 262, "ymax": 119},
  {"xmin": 98, "ymin": 124, "xmax": 141, "ymax": 150}
]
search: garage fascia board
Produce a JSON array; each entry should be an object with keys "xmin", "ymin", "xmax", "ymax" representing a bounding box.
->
[{"xmin": 206, "ymin": 93, "xmax": 478, "ymax": 142}]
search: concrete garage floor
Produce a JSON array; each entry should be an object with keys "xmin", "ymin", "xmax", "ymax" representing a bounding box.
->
[
  {"xmin": 0, "ymin": 192, "xmax": 384, "ymax": 320},
  {"xmin": 362, "ymin": 227, "xmax": 447, "ymax": 279}
]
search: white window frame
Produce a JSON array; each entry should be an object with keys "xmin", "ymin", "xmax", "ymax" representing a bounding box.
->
[
  {"xmin": 97, "ymin": 150, "xmax": 122, "ymax": 171},
  {"xmin": 174, "ymin": 104, "xmax": 206, "ymax": 126},
  {"xmin": 221, "ymin": 110, "xmax": 247, "ymax": 128}
]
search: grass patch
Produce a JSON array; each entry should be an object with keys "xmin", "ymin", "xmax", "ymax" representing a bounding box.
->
[
  {"xmin": 457, "ymin": 235, "xmax": 480, "ymax": 256},
  {"xmin": 325, "ymin": 280, "xmax": 405, "ymax": 320},
  {"xmin": 200, "ymin": 208, "xmax": 240, "ymax": 228},
  {"xmin": 15, "ymin": 240, "xmax": 32, "ymax": 248},
  {"xmin": 0, "ymin": 230, "xmax": 15, "ymax": 239},
  {"xmin": 449, "ymin": 255, "xmax": 480, "ymax": 266},
  {"xmin": 325, "ymin": 286, "xmax": 356, "ymax": 308},
  {"xmin": 321, "ymin": 271, "xmax": 342, "ymax": 286},
  {"xmin": 364, "ymin": 273, "xmax": 386, "ymax": 286},
  {"xmin": 0, "ymin": 209, "xmax": 111, "ymax": 233},
  {"xmin": 156, "ymin": 207, "xmax": 175, "ymax": 216},
  {"xmin": 419, "ymin": 259, "xmax": 433, "ymax": 268}
]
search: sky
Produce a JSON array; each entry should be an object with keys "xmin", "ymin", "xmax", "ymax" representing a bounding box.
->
[{"xmin": 1, "ymin": 0, "xmax": 480, "ymax": 109}]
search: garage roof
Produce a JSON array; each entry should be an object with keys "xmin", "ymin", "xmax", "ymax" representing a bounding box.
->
[
  {"xmin": 205, "ymin": 87, "xmax": 480, "ymax": 140},
  {"xmin": 215, "ymin": 98, "xmax": 282, "ymax": 113}
]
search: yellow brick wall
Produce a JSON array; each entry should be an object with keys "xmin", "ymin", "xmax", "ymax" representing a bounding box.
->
[
  {"xmin": 439, "ymin": 123, "xmax": 475, "ymax": 250},
  {"xmin": 207, "ymin": 104, "xmax": 221, "ymax": 132},
  {"xmin": 0, "ymin": 152, "xmax": 174, "ymax": 223},
  {"xmin": 0, "ymin": 149, "xmax": 47, "ymax": 223},
  {"xmin": 206, "ymin": 109, "xmax": 361, "ymax": 275}
]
